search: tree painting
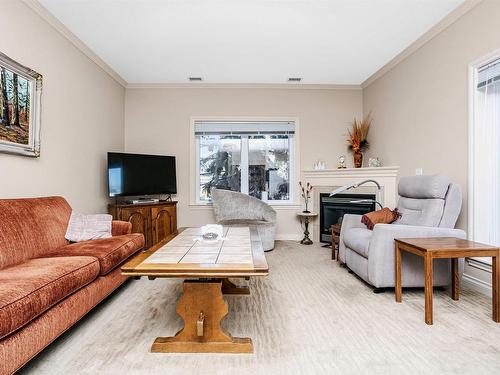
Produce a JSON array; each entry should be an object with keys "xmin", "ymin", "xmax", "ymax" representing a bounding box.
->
[{"xmin": 0, "ymin": 66, "xmax": 30, "ymax": 145}]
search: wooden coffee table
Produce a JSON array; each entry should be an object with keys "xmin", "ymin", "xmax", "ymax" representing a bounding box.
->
[
  {"xmin": 395, "ymin": 237, "xmax": 500, "ymax": 325},
  {"xmin": 122, "ymin": 226, "xmax": 268, "ymax": 353}
]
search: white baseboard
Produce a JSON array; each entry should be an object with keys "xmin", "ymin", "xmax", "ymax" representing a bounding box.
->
[
  {"xmin": 275, "ymin": 234, "xmax": 302, "ymax": 241},
  {"xmin": 462, "ymin": 273, "xmax": 492, "ymax": 296}
]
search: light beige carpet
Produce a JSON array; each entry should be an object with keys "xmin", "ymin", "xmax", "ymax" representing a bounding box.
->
[{"xmin": 20, "ymin": 241, "xmax": 500, "ymax": 375}]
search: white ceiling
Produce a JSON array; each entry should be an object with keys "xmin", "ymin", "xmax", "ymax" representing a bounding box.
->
[{"xmin": 39, "ymin": 0, "xmax": 464, "ymax": 85}]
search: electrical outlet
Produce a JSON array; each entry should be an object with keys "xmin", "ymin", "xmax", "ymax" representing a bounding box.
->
[{"xmin": 415, "ymin": 168, "xmax": 423, "ymax": 176}]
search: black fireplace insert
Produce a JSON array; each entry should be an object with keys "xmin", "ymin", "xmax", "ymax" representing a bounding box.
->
[{"xmin": 320, "ymin": 193, "xmax": 376, "ymax": 243}]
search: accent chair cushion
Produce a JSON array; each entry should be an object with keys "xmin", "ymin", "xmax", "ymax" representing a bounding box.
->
[
  {"xmin": 45, "ymin": 234, "xmax": 144, "ymax": 275},
  {"xmin": 219, "ymin": 219, "xmax": 275, "ymax": 227},
  {"xmin": 0, "ymin": 256, "xmax": 99, "ymax": 339},
  {"xmin": 343, "ymin": 228, "xmax": 372, "ymax": 258}
]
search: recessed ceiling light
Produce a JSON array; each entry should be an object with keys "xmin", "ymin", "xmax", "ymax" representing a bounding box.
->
[
  {"xmin": 189, "ymin": 77, "xmax": 203, "ymax": 81},
  {"xmin": 288, "ymin": 77, "xmax": 302, "ymax": 82}
]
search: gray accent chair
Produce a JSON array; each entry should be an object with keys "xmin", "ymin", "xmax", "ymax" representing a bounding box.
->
[
  {"xmin": 339, "ymin": 175, "xmax": 466, "ymax": 289},
  {"xmin": 211, "ymin": 189, "xmax": 277, "ymax": 251}
]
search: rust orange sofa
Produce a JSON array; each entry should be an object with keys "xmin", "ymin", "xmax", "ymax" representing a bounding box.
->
[{"xmin": 0, "ymin": 197, "xmax": 144, "ymax": 374}]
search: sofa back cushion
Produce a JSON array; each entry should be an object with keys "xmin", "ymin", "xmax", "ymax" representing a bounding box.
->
[{"xmin": 0, "ymin": 197, "xmax": 71, "ymax": 269}]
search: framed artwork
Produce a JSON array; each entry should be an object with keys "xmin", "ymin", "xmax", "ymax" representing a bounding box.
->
[{"xmin": 0, "ymin": 52, "xmax": 42, "ymax": 157}]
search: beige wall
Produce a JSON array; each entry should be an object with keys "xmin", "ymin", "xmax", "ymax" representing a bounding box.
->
[
  {"xmin": 362, "ymin": 0, "xmax": 500, "ymax": 291},
  {"xmin": 0, "ymin": 1, "xmax": 125, "ymax": 213},
  {"xmin": 124, "ymin": 87, "xmax": 362, "ymax": 238}
]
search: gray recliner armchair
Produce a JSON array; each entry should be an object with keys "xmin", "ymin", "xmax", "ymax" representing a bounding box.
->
[
  {"xmin": 211, "ymin": 189, "xmax": 277, "ymax": 251},
  {"xmin": 339, "ymin": 175, "xmax": 466, "ymax": 289}
]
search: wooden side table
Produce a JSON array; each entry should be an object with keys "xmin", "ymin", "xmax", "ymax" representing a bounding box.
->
[
  {"xmin": 296, "ymin": 212, "xmax": 318, "ymax": 245},
  {"xmin": 394, "ymin": 237, "xmax": 500, "ymax": 325},
  {"xmin": 331, "ymin": 223, "xmax": 342, "ymax": 261}
]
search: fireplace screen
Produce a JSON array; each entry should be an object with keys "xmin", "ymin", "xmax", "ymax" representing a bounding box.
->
[{"xmin": 320, "ymin": 193, "xmax": 376, "ymax": 243}]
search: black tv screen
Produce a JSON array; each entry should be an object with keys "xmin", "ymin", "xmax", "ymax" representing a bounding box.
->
[{"xmin": 107, "ymin": 152, "xmax": 177, "ymax": 197}]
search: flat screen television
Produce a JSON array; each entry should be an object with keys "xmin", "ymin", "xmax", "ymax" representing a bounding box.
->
[{"xmin": 107, "ymin": 152, "xmax": 177, "ymax": 197}]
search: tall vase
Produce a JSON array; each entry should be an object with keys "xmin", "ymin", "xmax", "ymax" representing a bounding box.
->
[
  {"xmin": 353, "ymin": 152, "xmax": 363, "ymax": 168},
  {"xmin": 303, "ymin": 199, "xmax": 310, "ymax": 213}
]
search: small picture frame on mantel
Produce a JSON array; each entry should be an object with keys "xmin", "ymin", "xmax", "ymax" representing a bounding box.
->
[{"xmin": 0, "ymin": 51, "xmax": 42, "ymax": 157}]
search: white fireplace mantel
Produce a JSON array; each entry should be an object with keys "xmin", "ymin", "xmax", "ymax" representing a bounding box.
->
[{"xmin": 302, "ymin": 166, "xmax": 400, "ymax": 241}]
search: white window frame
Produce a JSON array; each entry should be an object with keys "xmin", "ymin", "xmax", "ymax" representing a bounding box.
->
[
  {"xmin": 468, "ymin": 49, "xmax": 500, "ymax": 267},
  {"xmin": 190, "ymin": 117, "xmax": 300, "ymax": 207}
]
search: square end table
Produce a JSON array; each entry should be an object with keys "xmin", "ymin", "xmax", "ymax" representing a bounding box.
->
[{"xmin": 394, "ymin": 237, "xmax": 500, "ymax": 325}]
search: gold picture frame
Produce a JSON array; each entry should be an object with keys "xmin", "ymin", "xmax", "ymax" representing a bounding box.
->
[{"xmin": 0, "ymin": 51, "xmax": 42, "ymax": 157}]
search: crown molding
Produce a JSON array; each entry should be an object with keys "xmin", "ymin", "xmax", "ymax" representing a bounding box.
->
[
  {"xmin": 126, "ymin": 83, "xmax": 362, "ymax": 90},
  {"xmin": 22, "ymin": 0, "xmax": 127, "ymax": 87},
  {"xmin": 361, "ymin": 0, "xmax": 483, "ymax": 89}
]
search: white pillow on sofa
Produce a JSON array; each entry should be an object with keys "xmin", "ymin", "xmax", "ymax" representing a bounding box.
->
[{"xmin": 65, "ymin": 212, "xmax": 112, "ymax": 242}]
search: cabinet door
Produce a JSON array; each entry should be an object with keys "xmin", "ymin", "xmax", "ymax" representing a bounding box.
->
[
  {"xmin": 120, "ymin": 206, "xmax": 151, "ymax": 248},
  {"xmin": 151, "ymin": 205, "xmax": 176, "ymax": 244}
]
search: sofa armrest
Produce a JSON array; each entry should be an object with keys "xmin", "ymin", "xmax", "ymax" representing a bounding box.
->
[
  {"xmin": 367, "ymin": 224, "xmax": 466, "ymax": 287},
  {"xmin": 112, "ymin": 220, "xmax": 132, "ymax": 236},
  {"xmin": 339, "ymin": 214, "xmax": 365, "ymax": 263}
]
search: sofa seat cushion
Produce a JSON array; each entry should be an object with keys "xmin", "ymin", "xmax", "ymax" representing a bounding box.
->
[
  {"xmin": 0, "ymin": 256, "xmax": 99, "ymax": 339},
  {"xmin": 343, "ymin": 228, "xmax": 373, "ymax": 258},
  {"xmin": 46, "ymin": 234, "xmax": 144, "ymax": 276}
]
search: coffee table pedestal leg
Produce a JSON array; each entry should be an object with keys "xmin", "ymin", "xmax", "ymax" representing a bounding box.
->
[
  {"xmin": 151, "ymin": 280, "xmax": 253, "ymax": 353},
  {"xmin": 222, "ymin": 278, "xmax": 250, "ymax": 295}
]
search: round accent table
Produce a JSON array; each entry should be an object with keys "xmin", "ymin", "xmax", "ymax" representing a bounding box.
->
[{"xmin": 296, "ymin": 212, "xmax": 318, "ymax": 245}]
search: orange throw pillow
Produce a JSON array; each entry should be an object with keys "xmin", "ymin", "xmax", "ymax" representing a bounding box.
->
[{"xmin": 361, "ymin": 208, "xmax": 400, "ymax": 230}]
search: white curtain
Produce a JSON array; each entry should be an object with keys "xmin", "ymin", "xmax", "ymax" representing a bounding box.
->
[{"xmin": 472, "ymin": 61, "xmax": 500, "ymax": 264}]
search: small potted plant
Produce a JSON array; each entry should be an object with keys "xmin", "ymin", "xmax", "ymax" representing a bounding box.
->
[
  {"xmin": 347, "ymin": 113, "xmax": 372, "ymax": 168},
  {"xmin": 299, "ymin": 181, "xmax": 313, "ymax": 213}
]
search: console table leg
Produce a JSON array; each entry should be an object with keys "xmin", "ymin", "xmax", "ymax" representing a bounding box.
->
[{"xmin": 424, "ymin": 255, "xmax": 433, "ymax": 325}]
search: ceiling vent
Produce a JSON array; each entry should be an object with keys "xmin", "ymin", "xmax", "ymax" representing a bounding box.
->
[
  {"xmin": 288, "ymin": 77, "xmax": 302, "ymax": 82},
  {"xmin": 189, "ymin": 77, "xmax": 203, "ymax": 81}
]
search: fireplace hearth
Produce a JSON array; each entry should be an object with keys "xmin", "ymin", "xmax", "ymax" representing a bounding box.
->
[{"xmin": 319, "ymin": 193, "xmax": 375, "ymax": 243}]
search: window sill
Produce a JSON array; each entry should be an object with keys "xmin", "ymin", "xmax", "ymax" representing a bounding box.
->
[{"xmin": 188, "ymin": 202, "xmax": 302, "ymax": 210}]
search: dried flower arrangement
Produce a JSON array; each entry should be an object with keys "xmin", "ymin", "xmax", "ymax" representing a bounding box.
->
[
  {"xmin": 347, "ymin": 112, "xmax": 372, "ymax": 167},
  {"xmin": 299, "ymin": 181, "xmax": 313, "ymax": 213}
]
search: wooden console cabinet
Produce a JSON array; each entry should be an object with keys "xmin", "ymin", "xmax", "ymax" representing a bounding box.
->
[{"xmin": 109, "ymin": 201, "xmax": 177, "ymax": 250}]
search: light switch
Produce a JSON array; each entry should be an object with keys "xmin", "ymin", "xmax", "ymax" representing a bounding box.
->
[{"xmin": 415, "ymin": 168, "xmax": 423, "ymax": 176}]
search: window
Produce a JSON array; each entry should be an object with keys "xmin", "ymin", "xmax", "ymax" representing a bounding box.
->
[
  {"xmin": 195, "ymin": 120, "xmax": 294, "ymax": 204},
  {"xmin": 469, "ymin": 55, "xmax": 500, "ymax": 265}
]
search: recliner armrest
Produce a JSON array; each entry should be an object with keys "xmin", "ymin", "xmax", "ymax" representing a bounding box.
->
[
  {"xmin": 338, "ymin": 214, "xmax": 364, "ymax": 262},
  {"xmin": 367, "ymin": 224, "xmax": 466, "ymax": 286}
]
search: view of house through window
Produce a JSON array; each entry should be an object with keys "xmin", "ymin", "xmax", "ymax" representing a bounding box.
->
[
  {"xmin": 470, "ymin": 56, "xmax": 500, "ymax": 264},
  {"xmin": 195, "ymin": 121, "xmax": 294, "ymax": 203}
]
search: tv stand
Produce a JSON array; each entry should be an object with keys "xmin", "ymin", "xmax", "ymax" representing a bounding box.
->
[
  {"xmin": 129, "ymin": 198, "xmax": 160, "ymax": 204},
  {"xmin": 108, "ymin": 201, "xmax": 177, "ymax": 250}
]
